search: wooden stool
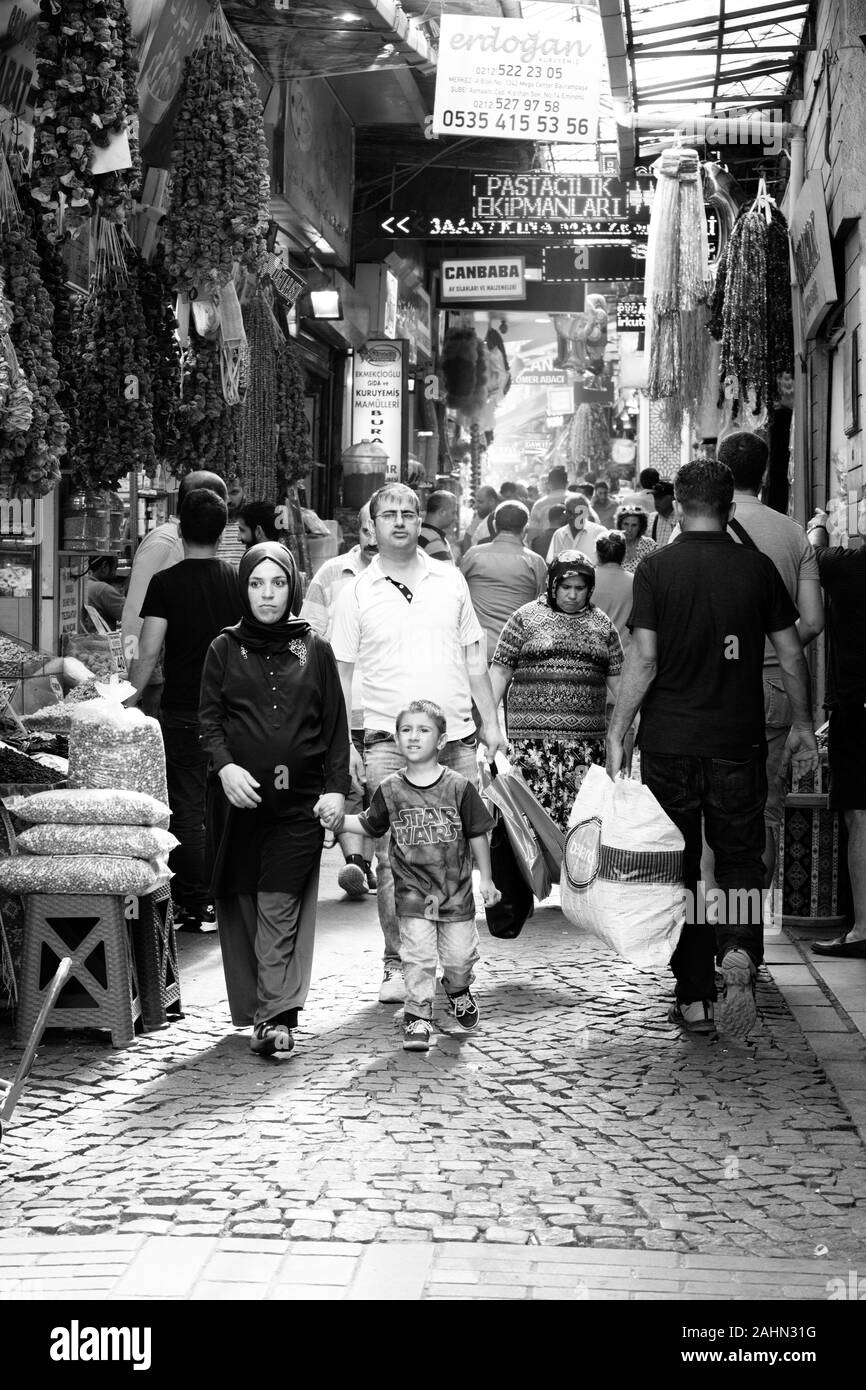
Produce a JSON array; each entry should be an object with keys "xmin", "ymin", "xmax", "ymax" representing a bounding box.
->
[
  {"xmin": 130, "ymin": 885, "xmax": 182, "ymax": 1031},
  {"xmin": 15, "ymin": 893, "xmax": 142, "ymax": 1049}
]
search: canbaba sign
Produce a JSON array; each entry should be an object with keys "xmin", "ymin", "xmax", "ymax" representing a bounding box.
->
[{"xmin": 440, "ymin": 257, "xmax": 526, "ymax": 302}]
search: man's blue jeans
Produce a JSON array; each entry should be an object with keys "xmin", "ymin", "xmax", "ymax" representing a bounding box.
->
[
  {"xmin": 364, "ymin": 734, "xmax": 480, "ymax": 970},
  {"xmin": 161, "ymin": 710, "xmax": 209, "ymax": 916},
  {"xmin": 640, "ymin": 751, "xmax": 767, "ymax": 1004}
]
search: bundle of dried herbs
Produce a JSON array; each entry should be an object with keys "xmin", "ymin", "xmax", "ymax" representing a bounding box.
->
[
  {"xmin": 32, "ymin": 0, "xmax": 141, "ymax": 227},
  {"xmin": 163, "ymin": 2, "xmax": 270, "ymax": 296}
]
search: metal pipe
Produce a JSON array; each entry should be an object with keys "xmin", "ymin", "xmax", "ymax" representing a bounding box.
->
[
  {"xmin": 613, "ymin": 103, "xmax": 804, "ymax": 139},
  {"xmin": 787, "ymin": 130, "xmax": 808, "ymax": 526}
]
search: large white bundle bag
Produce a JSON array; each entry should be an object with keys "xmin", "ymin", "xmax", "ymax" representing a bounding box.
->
[{"xmin": 560, "ymin": 764, "xmax": 685, "ymax": 968}]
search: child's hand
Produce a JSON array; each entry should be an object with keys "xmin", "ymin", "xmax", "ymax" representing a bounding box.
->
[{"xmin": 479, "ymin": 879, "xmax": 501, "ymax": 906}]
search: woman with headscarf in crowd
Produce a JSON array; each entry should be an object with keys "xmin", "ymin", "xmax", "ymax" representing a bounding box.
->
[
  {"xmin": 200, "ymin": 542, "xmax": 350, "ymax": 1057},
  {"xmin": 614, "ymin": 503, "xmax": 658, "ymax": 573},
  {"xmin": 488, "ymin": 552, "xmax": 624, "ymax": 831}
]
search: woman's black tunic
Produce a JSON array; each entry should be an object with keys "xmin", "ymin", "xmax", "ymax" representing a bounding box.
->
[{"xmin": 199, "ymin": 630, "xmax": 350, "ymax": 896}]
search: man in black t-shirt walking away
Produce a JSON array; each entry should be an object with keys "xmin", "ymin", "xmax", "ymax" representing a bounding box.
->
[
  {"xmin": 127, "ymin": 490, "xmax": 242, "ymax": 932},
  {"xmin": 607, "ymin": 461, "xmax": 819, "ymax": 1039}
]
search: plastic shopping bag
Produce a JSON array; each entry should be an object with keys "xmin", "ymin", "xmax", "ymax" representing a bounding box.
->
[
  {"xmin": 484, "ymin": 810, "xmax": 534, "ymax": 939},
  {"xmin": 481, "ymin": 758, "xmax": 550, "ymax": 900},
  {"xmin": 501, "ymin": 764, "xmax": 565, "ymax": 883},
  {"xmin": 560, "ymin": 764, "xmax": 685, "ymax": 969}
]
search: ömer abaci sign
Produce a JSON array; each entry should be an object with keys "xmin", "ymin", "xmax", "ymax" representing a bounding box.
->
[
  {"xmin": 432, "ymin": 12, "xmax": 602, "ymax": 143},
  {"xmin": 440, "ymin": 257, "xmax": 526, "ymax": 302}
]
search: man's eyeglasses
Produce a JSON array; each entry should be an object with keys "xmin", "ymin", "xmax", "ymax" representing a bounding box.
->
[{"xmin": 376, "ymin": 510, "xmax": 420, "ymax": 523}]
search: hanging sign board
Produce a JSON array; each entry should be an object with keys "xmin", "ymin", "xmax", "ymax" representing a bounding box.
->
[
  {"xmin": 351, "ymin": 340, "xmax": 406, "ymax": 480},
  {"xmin": 575, "ymin": 380, "xmax": 614, "ymax": 405},
  {"xmin": 547, "ymin": 387, "xmax": 575, "ymax": 416},
  {"xmin": 616, "ymin": 298, "xmax": 646, "ymax": 332},
  {"xmin": 515, "ymin": 369, "xmax": 570, "ymax": 387},
  {"xmin": 472, "ymin": 174, "xmax": 651, "ymax": 223},
  {"xmin": 432, "ymin": 11, "xmax": 603, "ymax": 143},
  {"xmin": 270, "ymin": 262, "xmax": 306, "ymax": 307},
  {"xmin": 440, "ymin": 256, "xmax": 526, "ymax": 302},
  {"xmin": 790, "ymin": 175, "xmax": 837, "ymax": 340},
  {"xmin": 58, "ymin": 568, "xmax": 80, "ymax": 637}
]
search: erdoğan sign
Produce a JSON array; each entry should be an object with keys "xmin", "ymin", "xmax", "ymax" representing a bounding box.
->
[{"xmin": 432, "ymin": 11, "xmax": 603, "ymax": 143}]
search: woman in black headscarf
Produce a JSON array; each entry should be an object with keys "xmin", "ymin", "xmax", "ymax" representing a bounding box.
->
[
  {"xmin": 199, "ymin": 543, "xmax": 350, "ymax": 1057},
  {"xmin": 488, "ymin": 552, "xmax": 624, "ymax": 832}
]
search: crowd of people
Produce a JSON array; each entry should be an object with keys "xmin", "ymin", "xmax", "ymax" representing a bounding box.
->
[{"xmin": 108, "ymin": 435, "xmax": 864, "ymax": 1058}]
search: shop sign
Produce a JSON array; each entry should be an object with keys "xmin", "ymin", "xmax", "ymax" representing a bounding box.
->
[
  {"xmin": 432, "ymin": 11, "xmax": 603, "ymax": 144},
  {"xmin": 0, "ymin": 1, "xmax": 37, "ymax": 119},
  {"xmin": 515, "ymin": 369, "xmax": 569, "ymax": 386},
  {"xmin": 395, "ymin": 285, "xmax": 432, "ymax": 364},
  {"xmin": 270, "ymin": 262, "xmax": 306, "ymax": 307},
  {"xmin": 472, "ymin": 174, "xmax": 651, "ymax": 224},
  {"xmin": 441, "ymin": 257, "xmax": 526, "ymax": 301},
  {"xmin": 351, "ymin": 340, "xmax": 406, "ymax": 479},
  {"xmin": 616, "ymin": 298, "xmax": 646, "ymax": 332},
  {"xmin": 543, "ymin": 243, "xmax": 646, "ymax": 283},
  {"xmin": 790, "ymin": 175, "xmax": 837, "ymax": 340},
  {"xmin": 58, "ymin": 568, "xmax": 80, "ymax": 637},
  {"xmin": 547, "ymin": 386, "xmax": 575, "ymax": 416},
  {"xmin": 278, "ymin": 79, "xmax": 354, "ymax": 265},
  {"xmin": 133, "ymin": 0, "xmax": 213, "ymax": 167},
  {"xmin": 575, "ymin": 380, "xmax": 614, "ymax": 404}
]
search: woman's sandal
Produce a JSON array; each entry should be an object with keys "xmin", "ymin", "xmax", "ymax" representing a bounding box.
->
[{"xmin": 249, "ymin": 1022, "xmax": 295, "ymax": 1056}]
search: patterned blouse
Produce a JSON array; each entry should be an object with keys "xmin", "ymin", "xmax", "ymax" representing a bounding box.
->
[
  {"xmin": 622, "ymin": 535, "xmax": 657, "ymax": 573},
  {"xmin": 492, "ymin": 597, "xmax": 624, "ymax": 740}
]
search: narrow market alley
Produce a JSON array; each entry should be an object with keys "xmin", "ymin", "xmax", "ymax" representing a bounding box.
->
[{"xmin": 2, "ymin": 849, "xmax": 865, "ymax": 1302}]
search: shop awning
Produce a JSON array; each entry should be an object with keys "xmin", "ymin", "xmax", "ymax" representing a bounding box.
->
[{"xmin": 597, "ymin": 0, "xmax": 815, "ymax": 180}]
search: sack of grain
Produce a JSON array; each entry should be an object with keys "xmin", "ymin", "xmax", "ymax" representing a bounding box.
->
[
  {"xmin": 5, "ymin": 788, "xmax": 171, "ymax": 828},
  {"xmin": 67, "ymin": 699, "xmax": 168, "ymax": 805}
]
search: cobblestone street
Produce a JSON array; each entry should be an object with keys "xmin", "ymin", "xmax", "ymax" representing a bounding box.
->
[{"xmin": 2, "ymin": 848, "xmax": 866, "ymax": 1293}]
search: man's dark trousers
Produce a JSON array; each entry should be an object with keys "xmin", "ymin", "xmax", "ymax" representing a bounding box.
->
[
  {"xmin": 161, "ymin": 710, "xmax": 209, "ymax": 916},
  {"xmin": 641, "ymin": 751, "xmax": 767, "ymax": 1003}
]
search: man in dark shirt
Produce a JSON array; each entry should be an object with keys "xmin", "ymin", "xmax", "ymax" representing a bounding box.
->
[
  {"xmin": 607, "ymin": 460, "xmax": 818, "ymax": 1039},
  {"xmin": 805, "ymin": 510, "xmax": 866, "ymax": 956},
  {"xmin": 128, "ymin": 489, "xmax": 242, "ymax": 931}
]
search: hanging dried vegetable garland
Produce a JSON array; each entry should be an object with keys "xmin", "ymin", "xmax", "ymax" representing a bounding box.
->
[
  {"xmin": 645, "ymin": 148, "xmax": 713, "ymax": 433},
  {"xmin": 709, "ymin": 193, "xmax": 793, "ymax": 423},
  {"xmin": 275, "ymin": 332, "xmax": 312, "ymax": 493},
  {"xmin": 71, "ymin": 221, "xmax": 157, "ymax": 490},
  {"xmin": 441, "ymin": 322, "xmax": 489, "ymax": 419},
  {"xmin": 235, "ymin": 294, "xmax": 279, "ymax": 500},
  {"xmin": 0, "ymin": 270, "xmax": 34, "ymax": 446},
  {"xmin": 32, "ymin": 0, "xmax": 141, "ymax": 228},
  {"xmin": 568, "ymin": 402, "xmax": 610, "ymax": 472},
  {"xmin": 171, "ymin": 334, "xmax": 238, "ymax": 479},
  {"xmin": 0, "ymin": 154, "xmax": 67, "ymax": 497},
  {"xmin": 136, "ymin": 246, "xmax": 180, "ymax": 462},
  {"xmin": 163, "ymin": 2, "xmax": 271, "ymax": 296}
]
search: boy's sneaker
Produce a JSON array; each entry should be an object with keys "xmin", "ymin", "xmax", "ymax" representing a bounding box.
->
[
  {"xmin": 403, "ymin": 1017, "xmax": 433, "ymax": 1051},
  {"xmin": 716, "ymin": 949, "xmax": 758, "ymax": 1038},
  {"xmin": 447, "ymin": 988, "xmax": 480, "ymax": 1031},
  {"xmin": 338, "ymin": 862, "xmax": 367, "ymax": 899},
  {"xmin": 668, "ymin": 998, "xmax": 716, "ymax": 1035},
  {"xmin": 378, "ymin": 967, "xmax": 405, "ymax": 1003}
]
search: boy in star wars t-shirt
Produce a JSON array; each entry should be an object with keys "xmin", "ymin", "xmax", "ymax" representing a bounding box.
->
[{"xmin": 319, "ymin": 699, "xmax": 499, "ymax": 1051}]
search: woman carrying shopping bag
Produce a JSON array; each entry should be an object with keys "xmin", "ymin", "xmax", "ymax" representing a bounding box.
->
[{"xmin": 489, "ymin": 553, "xmax": 624, "ymax": 833}]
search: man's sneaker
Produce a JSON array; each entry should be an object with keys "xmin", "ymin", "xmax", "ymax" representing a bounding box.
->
[
  {"xmin": 177, "ymin": 904, "xmax": 218, "ymax": 934},
  {"xmin": 365, "ymin": 864, "xmax": 378, "ymax": 892},
  {"xmin": 716, "ymin": 949, "xmax": 758, "ymax": 1038},
  {"xmin": 447, "ymin": 988, "xmax": 480, "ymax": 1031},
  {"xmin": 668, "ymin": 998, "xmax": 716, "ymax": 1035},
  {"xmin": 403, "ymin": 1017, "xmax": 433, "ymax": 1051},
  {"xmin": 378, "ymin": 967, "xmax": 405, "ymax": 1003},
  {"xmin": 338, "ymin": 862, "xmax": 367, "ymax": 899}
]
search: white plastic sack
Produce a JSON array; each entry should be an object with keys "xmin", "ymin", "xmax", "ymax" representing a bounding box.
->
[{"xmin": 560, "ymin": 764, "xmax": 685, "ymax": 969}]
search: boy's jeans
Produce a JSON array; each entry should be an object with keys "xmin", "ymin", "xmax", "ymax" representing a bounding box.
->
[
  {"xmin": 399, "ymin": 915, "xmax": 479, "ymax": 1020},
  {"xmin": 364, "ymin": 733, "xmax": 480, "ymax": 970}
]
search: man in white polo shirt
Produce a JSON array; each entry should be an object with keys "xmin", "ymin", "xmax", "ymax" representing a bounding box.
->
[{"xmin": 331, "ymin": 482, "xmax": 505, "ymax": 1003}]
